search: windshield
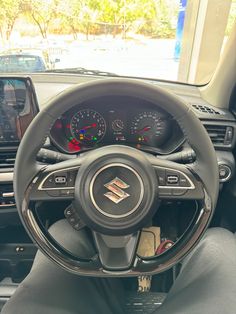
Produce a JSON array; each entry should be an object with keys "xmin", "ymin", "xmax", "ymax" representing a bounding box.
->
[{"xmin": 0, "ymin": 0, "xmax": 235, "ymax": 84}]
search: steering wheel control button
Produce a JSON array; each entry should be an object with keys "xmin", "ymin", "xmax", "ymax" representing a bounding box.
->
[
  {"xmin": 155, "ymin": 166, "xmax": 195, "ymax": 200},
  {"xmin": 67, "ymin": 171, "xmax": 77, "ymax": 187},
  {"xmin": 39, "ymin": 168, "xmax": 78, "ymax": 192},
  {"xmin": 54, "ymin": 173, "xmax": 67, "ymax": 184},
  {"xmin": 42, "ymin": 174, "xmax": 55, "ymax": 188},
  {"xmin": 64, "ymin": 206, "xmax": 75, "ymax": 217},
  {"xmin": 90, "ymin": 164, "xmax": 144, "ymax": 219},
  {"xmin": 172, "ymin": 188, "xmax": 187, "ymax": 196},
  {"xmin": 155, "ymin": 167, "xmax": 193, "ymax": 189},
  {"xmin": 64, "ymin": 206, "xmax": 85, "ymax": 231},
  {"xmin": 60, "ymin": 189, "xmax": 74, "ymax": 197},
  {"xmin": 179, "ymin": 174, "xmax": 191, "ymax": 187},
  {"xmin": 166, "ymin": 174, "xmax": 179, "ymax": 185},
  {"xmin": 159, "ymin": 188, "xmax": 172, "ymax": 196},
  {"xmin": 155, "ymin": 168, "xmax": 165, "ymax": 186},
  {"xmin": 46, "ymin": 190, "xmax": 60, "ymax": 197}
]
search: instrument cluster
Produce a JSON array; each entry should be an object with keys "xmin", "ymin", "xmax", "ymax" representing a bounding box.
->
[{"xmin": 50, "ymin": 96, "xmax": 184, "ymax": 154}]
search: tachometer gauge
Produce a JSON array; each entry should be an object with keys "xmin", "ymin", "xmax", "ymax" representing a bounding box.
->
[
  {"xmin": 130, "ymin": 111, "xmax": 169, "ymax": 147},
  {"xmin": 70, "ymin": 109, "xmax": 106, "ymax": 147}
]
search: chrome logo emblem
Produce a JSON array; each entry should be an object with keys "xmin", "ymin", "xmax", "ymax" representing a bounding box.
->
[{"xmin": 104, "ymin": 177, "xmax": 130, "ymax": 204}]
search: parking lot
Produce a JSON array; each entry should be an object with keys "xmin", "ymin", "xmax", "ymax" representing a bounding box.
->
[{"xmin": 52, "ymin": 38, "xmax": 179, "ymax": 81}]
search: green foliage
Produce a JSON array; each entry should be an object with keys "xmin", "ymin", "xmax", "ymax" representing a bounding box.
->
[
  {"xmin": 57, "ymin": 0, "xmax": 81, "ymax": 38},
  {"xmin": 226, "ymin": 0, "xmax": 236, "ymax": 36},
  {"xmin": 0, "ymin": 0, "xmax": 183, "ymax": 41},
  {"xmin": 151, "ymin": 0, "xmax": 179, "ymax": 38},
  {"xmin": 24, "ymin": 0, "xmax": 59, "ymax": 39},
  {"xmin": 0, "ymin": 0, "xmax": 23, "ymax": 41}
]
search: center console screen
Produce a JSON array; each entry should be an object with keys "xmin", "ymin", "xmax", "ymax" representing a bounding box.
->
[{"xmin": 0, "ymin": 77, "xmax": 39, "ymax": 146}]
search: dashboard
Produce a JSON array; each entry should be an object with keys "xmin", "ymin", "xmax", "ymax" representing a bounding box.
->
[
  {"xmin": 50, "ymin": 96, "xmax": 184, "ymax": 154},
  {"xmin": 0, "ymin": 74, "xmax": 235, "ymax": 216}
]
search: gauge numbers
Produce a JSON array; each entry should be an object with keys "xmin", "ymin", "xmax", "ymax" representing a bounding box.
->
[
  {"xmin": 130, "ymin": 111, "xmax": 168, "ymax": 147},
  {"xmin": 70, "ymin": 109, "xmax": 106, "ymax": 147}
]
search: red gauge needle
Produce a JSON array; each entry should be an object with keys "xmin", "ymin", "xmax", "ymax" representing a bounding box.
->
[
  {"xmin": 136, "ymin": 126, "xmax": 151, "ymax": 133},
  {"xmin": 83, "ymin": 135, "xmax": 93, "ymax": 140},
  {"xmin": 79, "ymin": 123, "xmax": 97, "ymax": 132}
]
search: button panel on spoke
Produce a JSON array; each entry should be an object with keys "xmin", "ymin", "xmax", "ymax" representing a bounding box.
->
[
  {"xmin": 154, "ymin": 166, "xmax": 198, "ymax": 199},
  {"xmin": 64, "ymin": 206, "xmax": 85, "ymax": 231},
  {"xmin": 39, "ymin": 168, "xmax": 78, "ymax": 191}
]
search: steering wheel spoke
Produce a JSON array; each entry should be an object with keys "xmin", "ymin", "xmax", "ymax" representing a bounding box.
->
[
  {"xmin": 93, "ymin": 231, "xmax": 139, "ymax": 271},
  {"xmin": 147, "ymin": 156, "xmax": 205, "ymax": 201},
  {"xmin": 29, "ymin": 159, "xmax": 81, "ymax": 201}
]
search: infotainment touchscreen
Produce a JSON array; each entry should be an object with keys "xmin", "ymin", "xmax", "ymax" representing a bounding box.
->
[{"xmin": 0, "ymin": 77, "xmax": 39, "ymax": 146}]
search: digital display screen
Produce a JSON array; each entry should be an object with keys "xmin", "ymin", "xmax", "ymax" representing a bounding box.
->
[{"xmin": 0, "ymin": 78, "xmax": 38, "ymax": 145}]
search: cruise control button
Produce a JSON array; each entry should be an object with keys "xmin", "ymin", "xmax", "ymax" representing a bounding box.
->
[
  {"xmin": 166, "ymin": 171, "xmax": 179, "ymax": 185},
  {"xmin": 156, "ymin": 168, "xmax": 166, "ymax": 186},
  {"xmin": 159, "ymin": 188, "xmax": 172, "ymax": 196},
  {"xmin": 73, "ymin": 223, "xmax": 82, "ymax": 231},
  {"xmin": 172, "ymin": 189, "xmax": 187, "ymax": 196},
  {"xmin": 55, "ymin": 176, "xmax": 67, "ymax": 184},
  {"xmin": 60, "ymin": 189, "xmax": 74, "ymax": 197},
  {"xmin": 64, "ymin": 207, "xmax": 75, "ymax": 218},
  {"xmin": 166, "ymin": 175, "xmax": 179, "ymax": 185},
  {"xmin": 47, "ymin": 190, "xmax": 60, "ymax": 197},
  {"xmin": 43, "ymin": 175, "xmax": 55, "ymax": 188},
  {"xmin": 67, "ymin": 171, "xmax": 77, "ymax": 187},
  {"xmin": 155, "ymin": 167, "xmax": 166, "ymax": 186},
  {"xmin": 68, "ymin": 216, "xmax": 76, "ymax": 224},
  {"xmin": 54, "ymin": 172, "xmax": 68, "ymax": 185},
  {"xmin": 179, "ymin": 174, "xmax": 191, "ymax": 187}
]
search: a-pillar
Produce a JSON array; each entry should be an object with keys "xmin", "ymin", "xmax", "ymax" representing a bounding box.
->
[{"xmin": 178, "ymin": 0, "xmax": 232, "ymax": 84}]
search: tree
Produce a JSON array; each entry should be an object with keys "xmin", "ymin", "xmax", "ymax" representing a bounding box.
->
[
  {"xmin": 120, "ymin": 0, "xmax": 157, "ymax": 38},
  {"xmin": 57, "ymin": 0, "xmax": 81, "ymax": 39},
  {"xmin": 0, "ymin": 0, "xmax": 23, "ymax": 43},
  {"xmin": 98, "ymin": 0, "xmax": 124, "ymax": 37},
  {"xmin": 78, "ymin": 0, "xmax": 100, "ymax": 39},
  {"xmin": 96, "ymin": 0, "xmax": 156, "ymax": 38},
  {"xmin": 152, "ymin": 0, "xmax": 179, "ymax": 38},
  {"xmin": 58, "ymin": 0, "xmax": 100, "ymax": 40},
  {"xmin": 24, "ymin": 0, "xmax": 59, "ymax": 39},
  {"xmin": 226, "ymin": 0, "xmax": 236, "ymax": 36}
]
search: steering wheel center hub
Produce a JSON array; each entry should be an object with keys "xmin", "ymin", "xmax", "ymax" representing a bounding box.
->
[
  {"xmin": 90, "ymin": 163, "xmax": 144, "ymax": 218},
  {"xmin": 74, "ymin": 145, "xmax": 158, "ymax": 235}
]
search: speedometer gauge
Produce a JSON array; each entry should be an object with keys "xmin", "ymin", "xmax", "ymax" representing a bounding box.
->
[
  {"xmin": 130, "ymin": 111, "xmax": 169, "ymax": 147},
  {"xmin": 70, "ymin": 109, "xmax": 106, "ymax": 147}
]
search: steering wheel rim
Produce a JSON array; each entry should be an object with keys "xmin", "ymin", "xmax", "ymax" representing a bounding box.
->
[{"xmin": 14, "ymin": 79, "xmax": 219, "ymax": 276}]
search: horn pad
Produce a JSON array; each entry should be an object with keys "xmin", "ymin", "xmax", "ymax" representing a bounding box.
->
[{"xmin": 74, "ymin": 145, "xmax": 158, "ymax": 236}]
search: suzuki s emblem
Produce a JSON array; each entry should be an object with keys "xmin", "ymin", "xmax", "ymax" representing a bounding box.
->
[{"xmin": 104, "ymin": 177, "xmax": 130, "ymax": 204}]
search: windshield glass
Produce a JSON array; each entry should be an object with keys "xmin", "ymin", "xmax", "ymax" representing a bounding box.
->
[{"xmin": 0, "ymin": 0, "xmax": 235, "ymax": 84}]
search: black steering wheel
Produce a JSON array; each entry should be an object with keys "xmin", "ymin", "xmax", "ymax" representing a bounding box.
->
[{"xmin": 14, "ymin": 79, "xmax": 219, "ymax": 276}]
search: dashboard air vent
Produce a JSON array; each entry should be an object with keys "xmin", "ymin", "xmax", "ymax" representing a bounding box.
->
[
  {"xmin": 204, "ymin": 125, "xmax": 233, "ymax": 146},
  {"xmin": 0, "ymin": 152, "xmax": 16, "ymax": 168},
  {"xmin": 192, "ymin": 104, "xmax": 221, "ymax": 115}
]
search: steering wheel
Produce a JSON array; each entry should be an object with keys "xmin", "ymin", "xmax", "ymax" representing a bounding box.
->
[{"xmin": 14, "ymin": 79, "xmax": 219, "ymax": 276}]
